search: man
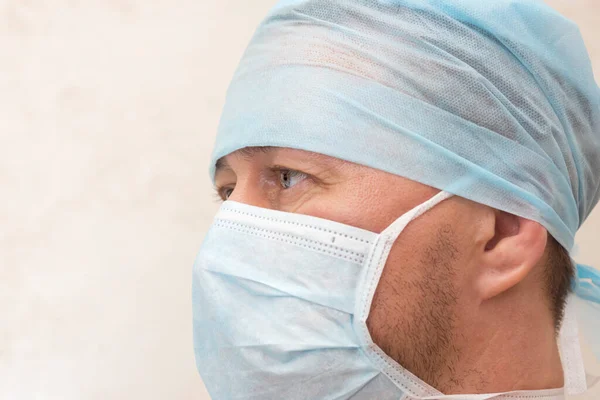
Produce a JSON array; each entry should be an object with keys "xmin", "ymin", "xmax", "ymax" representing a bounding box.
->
[{"xmin": 193, "ymin": 1, "xmax": 600, "ymax": 399}]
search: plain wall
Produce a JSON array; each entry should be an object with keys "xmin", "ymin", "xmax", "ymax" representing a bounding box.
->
[{"xmin": 1, "ymin": 1, "xmax": 597, "ymax": 399}]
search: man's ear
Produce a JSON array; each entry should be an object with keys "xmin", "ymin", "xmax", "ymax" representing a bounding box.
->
[{"xmin": 476, "ymin": 210, "xmax": 548, "ymax": 300}]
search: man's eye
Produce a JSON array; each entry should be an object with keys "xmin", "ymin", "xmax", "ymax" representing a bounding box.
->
[
  {"xmin": 279, "ymin": 169, "xmax": 307, "ymax": 189},
  {"xmin": 220, "ymin": 187, "xmax": 234, "ymax": 200}
]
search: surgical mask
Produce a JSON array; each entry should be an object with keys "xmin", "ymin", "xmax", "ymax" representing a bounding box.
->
[{"xmin": 192, "ymin": 192, "xmax": 587, "ymax": 399}]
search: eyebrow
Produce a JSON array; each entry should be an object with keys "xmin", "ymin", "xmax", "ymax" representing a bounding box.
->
[
  {"xmin": 215, "ymin": 157, "xmax": 230, "ymax": 172},
  {"xmin": 215, "ymin": 146, "xmax": 273, "ymax": 174}
]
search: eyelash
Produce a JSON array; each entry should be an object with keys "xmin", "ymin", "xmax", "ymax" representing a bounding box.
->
[
  {"xmin": 215, "ymin": 167, "xmax": 310, "ymax": 201},
  {"xmin": 216, "ymin": 187, "xmax": 234, "ymax": 201}
]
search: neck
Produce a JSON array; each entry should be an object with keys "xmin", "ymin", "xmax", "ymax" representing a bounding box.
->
[{"xmin": 438, "ymin": 289, "xmax": 564, "ymax": 394}]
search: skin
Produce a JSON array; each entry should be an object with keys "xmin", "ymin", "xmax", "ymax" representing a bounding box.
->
[{"xmin": 214, "ymin": 146, "xmax": 564, "ymax": 395}]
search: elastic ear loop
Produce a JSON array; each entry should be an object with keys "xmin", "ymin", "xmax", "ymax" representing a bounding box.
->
[
  {"xmin": 381, "ymin": 191, "xmax": 455, "ymax": 240},
  {"xmin": 354, "ymin": 191, "xmax": 454, "ymax": 397},
  {"xmin": 559, "ymin": 295, "xmax": 588, "ymax": 395},
  {"xmin": 358, "ymin": 190, "xmax": 455, "ymax": 322}
]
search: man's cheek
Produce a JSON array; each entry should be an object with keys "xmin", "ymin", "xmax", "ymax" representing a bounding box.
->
[{"xmin": 366, "ymin": 246, "xmax": 424, "ymax": 357}]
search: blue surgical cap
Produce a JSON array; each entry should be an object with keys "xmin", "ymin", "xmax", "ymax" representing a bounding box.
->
[{"xmin": 210, "ymin": 0, "xmax": 600, "ymax": 364}]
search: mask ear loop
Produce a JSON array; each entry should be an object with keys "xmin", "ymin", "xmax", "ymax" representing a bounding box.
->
[
  {"xmin": 359, "ymin": 190, "xmax": 455, "ymax": 325},
  {"xmin": 559, "ymin": 294, "xmax": 588, "ymax": 395},
  {"xmin": 380, "ymin": 191, "xmax": 455, "ymax": 240},
  {"xmin": 353, "ymin": 191, "xmax": 454, "ymax": 397}
]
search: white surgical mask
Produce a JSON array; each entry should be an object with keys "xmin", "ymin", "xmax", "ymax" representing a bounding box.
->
[{"xmin": 192, "ymin": 191, "xmax": 587, "ymax": 399}]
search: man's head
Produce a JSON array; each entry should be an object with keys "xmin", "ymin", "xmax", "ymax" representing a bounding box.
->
[
  {"xmin": 215, "ymin": 146, "xmax": 574, "ymax": 392},
  {"xmin": 205, "ymin": 0, "xmax": 600, "ymax": 395},
  {"xmin": 212, "ymin": 1, "xmax": 600, "ymax": 255}
]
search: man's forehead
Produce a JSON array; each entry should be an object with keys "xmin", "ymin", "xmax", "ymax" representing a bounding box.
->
[{"xmin": 215, "ymin": 146, "xmax": 344, "ymax": 172}]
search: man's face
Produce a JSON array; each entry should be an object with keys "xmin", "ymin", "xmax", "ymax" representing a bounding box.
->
[{"xmin": 213, "ymin": 146, "xmax": 520, "ymax": 391}]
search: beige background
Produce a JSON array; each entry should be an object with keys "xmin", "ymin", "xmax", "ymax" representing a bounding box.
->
[{"xmin": 1, "ymin": 1, "xmax": 598, "ymax": 399}]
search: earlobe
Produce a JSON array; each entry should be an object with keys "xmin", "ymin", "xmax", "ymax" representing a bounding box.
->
[{"xmin": 476, "ymin": 211, "xmax": 548, "ymax": 301}]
